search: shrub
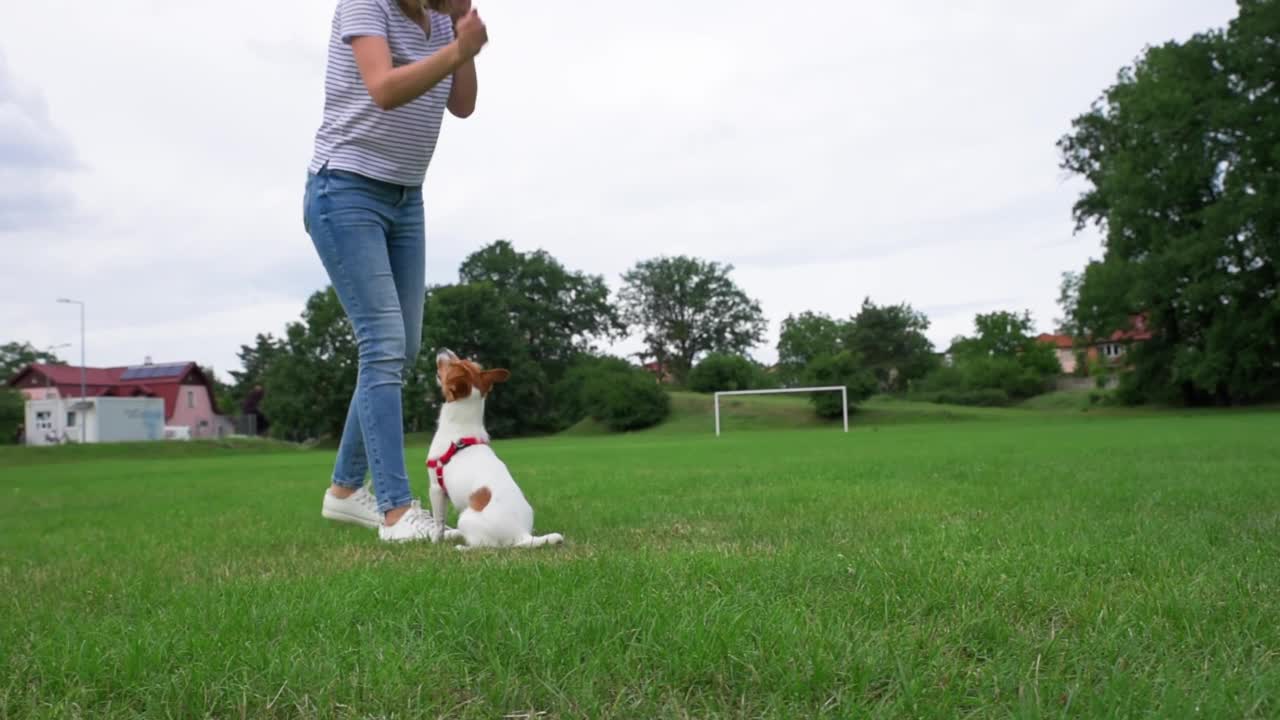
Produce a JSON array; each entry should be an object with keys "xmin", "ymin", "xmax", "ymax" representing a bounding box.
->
[
  {"xmin": 554, "ymin": 355, "xmax": 670, "ymax": 432},
  {"xmin": 749, "ymin": 363, "xmax": 781, "ymax": 390},
  {"xmin": 689, "ymin": 353, "xmax": 755, "ymax": 393},
  {"xmin": 940, "ymin": 388, "xmax": 1011, "ymax": 407},
  {"xmin": 552, "ymin": 356, "xmax": 636, "ymax": 428},
  {"xmin": 585, "ymin": 370, "xmax": 670, "ymax": 432},
  {"xmin": 1, "ymin": 388, "xmax": 23, "ymax": 445},
  {"xmin": 805, "ymin": 351, "xmax": 877, "ymax": 418}
]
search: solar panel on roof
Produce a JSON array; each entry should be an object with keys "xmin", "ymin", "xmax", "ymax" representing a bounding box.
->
[{"xmin": 121, "ymin": 363, "xmax": 188, "ymax": 381}]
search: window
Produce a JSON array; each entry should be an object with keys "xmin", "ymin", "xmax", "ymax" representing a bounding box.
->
[
  {"xmin": 1100, "ymin": 343, "xmax": 1125, "ymax": 359},
  {"xmin": 67, "ymin": 412, "xmax": 76, "ymax": 428},
  {"xmin": 187, "ymin": 390, "xmax": 195, "ymax": 409}
]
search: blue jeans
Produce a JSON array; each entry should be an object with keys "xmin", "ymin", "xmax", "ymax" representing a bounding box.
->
[{"xmin": 304, "ymin": 166, "xmax": 425, "ymax": 514}]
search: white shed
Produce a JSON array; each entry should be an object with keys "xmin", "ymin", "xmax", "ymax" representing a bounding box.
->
[{"xmin": 24, "ymin": 397, "xmax": 166, "ymax": 445}]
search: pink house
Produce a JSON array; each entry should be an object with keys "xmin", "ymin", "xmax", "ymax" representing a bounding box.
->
[
  {"xmin": 8, "ymin": 361, "xmax": 231, "ymax": 439},
  {"xmin": 1037, "ymin": 314, "xmax": 1155, "ymax": 375}
]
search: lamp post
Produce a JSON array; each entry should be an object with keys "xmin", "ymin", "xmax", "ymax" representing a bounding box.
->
[
  {"xmin": 43, "ymin": 343, "xmax": 71, "ymax": 392},
  {"xmin": 56, "ymin": 299, "xmax": 87, "ymax": 443}
]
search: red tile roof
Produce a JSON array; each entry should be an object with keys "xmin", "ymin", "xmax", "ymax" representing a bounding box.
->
[
  {"xmin": 1036, "ymin": 333, "xmax": 1075, "ymax": 350},
  {"xmin": 1036, "ymin": 314, "xmax": 1153, "ymax": 350},
  {"xmin": 7, "ymin": 362, "xmax": 218, "ymax": 418}
]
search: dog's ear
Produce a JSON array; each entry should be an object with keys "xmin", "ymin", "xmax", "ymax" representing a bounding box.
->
[
  {"xmin": 477, "ymin": 369, "xmax": 510, "ymax": 395},
  {"xmin": 442, "ymin": 364, "xmax": 474, "ymax": 402}
]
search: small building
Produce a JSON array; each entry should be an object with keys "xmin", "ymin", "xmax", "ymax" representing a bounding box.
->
[
  {"xmin": 7, "ymin": 361, "xmax": 232, "ymax": 445},
  {"xmin": 1037, "ymin": 314, "xmax": 1155, "ymax": 376},
  {"xmin": 24, "ymin": 396, "xmax": 166, "ymax": 446}
]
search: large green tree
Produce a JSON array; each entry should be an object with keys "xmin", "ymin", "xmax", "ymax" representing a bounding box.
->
[
  {"xmin": 228, "ymin": 334, "xmax": 283, "ymax": 406},
  {"xmin": 776, "ymin": 300, "xmax": 936, "ymax": 392},
  {"xmin": 776, "ymin": 312, "xmax": 843, "ymax": 387},
  {"xmin": 845, "ymin": 298, "xmax": 937, "ymax": 392},
  {"xmin": 458, "ymin": 240, "xmax": 625, "ymax": 366},
  {"xmin": 619, "ymin": 256, "xmax": 766, "ymax": 384},
  {"xmin": 419, "ymin": 282, "xmax": 540, "ymax": 437},
  {"xmin": 421, "ymin": 242, "xmax": 627, "ymax": 436},
  {"xmin": 1058, "ymin": 0, "xmax": 1280, "ymax": 405}
]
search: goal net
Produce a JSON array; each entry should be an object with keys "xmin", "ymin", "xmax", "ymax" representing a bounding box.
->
[{"xmin": 713, "ymin": 386, "xmax": 849, "ymax": 437}]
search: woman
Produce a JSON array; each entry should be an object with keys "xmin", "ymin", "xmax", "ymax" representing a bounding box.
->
[{"xmin": 307, "ymin": 0, "xmax": 488, "ymax": 542}]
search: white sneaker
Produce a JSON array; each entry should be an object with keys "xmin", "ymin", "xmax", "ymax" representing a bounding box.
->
[
  {"xmin": 321, "ymin": 486, "xmax": 381, "ymax": 529},
  {"xmin": 378, "ymin": 500, "xmax": 440, "ymax": 543}
]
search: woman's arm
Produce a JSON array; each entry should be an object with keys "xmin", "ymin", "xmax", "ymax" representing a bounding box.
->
[
  {"xmin": 350, "ymin": 12, "xmax": 487, "ymax": 112},
  {"xmin": 446, "ymin": 4, "xmax": 479, "ymax": 118},
  {"xmin": 448, "ymin": 57, "xmax": 478, "ymax": 118}
]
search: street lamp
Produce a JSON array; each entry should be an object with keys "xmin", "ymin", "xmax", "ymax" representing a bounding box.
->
[
  {"xmin": 56, "ymin": 298, "xmax": 87, "ymax": 443},
  {"xmin": 44, "ymin": 344, "xmax": 71, "ymax": 391}
]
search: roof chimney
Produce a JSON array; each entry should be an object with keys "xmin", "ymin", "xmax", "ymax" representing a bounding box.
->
[{"xmin": 143, "ymin": 356, "xmax": 153, "ymax": 366}]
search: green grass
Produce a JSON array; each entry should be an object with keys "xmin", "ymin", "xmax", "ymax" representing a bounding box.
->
[
  {"xmin": 1018, "ymin": 391, "xmax": 1101, "ymax": 412},
  {"xmin": 2, "ymin": 405, "xmax": 1279, "ymax": 718}
]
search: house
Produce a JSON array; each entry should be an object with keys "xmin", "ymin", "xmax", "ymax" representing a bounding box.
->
[
  {"xmin": 7, "ymin": 361, "xmax": 232, "ymax": 445},
  {"xmin": 1037, "ymin": 333, "xmax": 1080, "ymax": 374},
  {"xmin": 1037, "ymin": 314, "xmax": 1154, "ymax": 376},
  {"xmin": 641, "ymin": 360, "xmax": 675, "ymax": 384}
]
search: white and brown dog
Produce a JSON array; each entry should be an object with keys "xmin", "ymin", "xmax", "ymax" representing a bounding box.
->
[{"xmin": 426, "ymin": 349, "xmax": 564, "ymax": 550}]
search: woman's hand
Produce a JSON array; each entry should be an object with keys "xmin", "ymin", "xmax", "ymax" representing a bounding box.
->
[
  {"xmin": 446, "ymin": 0, "xmax": 472, "ymax": 20},
  {"xmin": 454, "ymin": 10, "xmax": 488, "ymax": 60}
]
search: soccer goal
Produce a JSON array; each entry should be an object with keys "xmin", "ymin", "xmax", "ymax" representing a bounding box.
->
[{"xmin": 713, "ymin": 386, "xmax": 849, "ymax": 437}]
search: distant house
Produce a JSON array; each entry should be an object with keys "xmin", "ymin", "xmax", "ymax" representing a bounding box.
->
[
  {"xmin": 641, "ymin": 361, "xmax": 675, "ymax": 384},
  {"xmin": 1037, "ymin": 314, "xmax": 1154, "ymax": 375},
  {"xmin": 7, "ymin": 361, "xmax": 232, "ymax": 445}
]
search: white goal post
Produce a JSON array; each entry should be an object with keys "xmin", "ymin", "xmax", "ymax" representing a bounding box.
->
[{"xmin": 713, "ymin": 386, "xmax": 849, "ymax": 437}]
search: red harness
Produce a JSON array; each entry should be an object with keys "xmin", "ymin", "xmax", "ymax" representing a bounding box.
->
[{"xmin": 426, "ymin": 437, "xmax": 487, "ymax": 492}]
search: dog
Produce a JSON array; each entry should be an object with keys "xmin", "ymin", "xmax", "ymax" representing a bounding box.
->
[{"xmin": 426, "ymin": 349, "xmax": 564, "ymax": 550}]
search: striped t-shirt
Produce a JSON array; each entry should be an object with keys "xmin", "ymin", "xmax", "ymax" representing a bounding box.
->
[{"xmin": 308, "ymin": 0, "xmax": 454, "ymax": 187}]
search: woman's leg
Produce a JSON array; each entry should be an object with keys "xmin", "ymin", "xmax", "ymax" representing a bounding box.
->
[
  {"xmin": 387, "ymin": 186, "xmax": 426, "ymax": 380},
  {"xmin": 305, "ymin": 169, "xmax": 414, "ymax": 518},
  {"xmin": 324, "ymin": 188, "xmax": 424, "ymax": 498}
]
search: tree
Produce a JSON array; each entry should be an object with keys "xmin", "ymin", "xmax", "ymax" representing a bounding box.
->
[
  {"xmin": 689, "ymin": 353, "xmax": 755, "ymax": 393},
  {"xmin": 459, "ymin": 240, "xmax": 625, "ymax": 367},
  {"xmin": 1058, "ymin": 1, "xmax": 1280, "ymax": 404},
  {"xmin": 953, "ymin": 311, "xmax": 1039, "ymax": 359},
  {"xmin": 804, "ymin": 351, "xmax": 877, "ymax": 418},
  {"xmin": 1, "ymin": 341, "xmax": 64, "ymax": 383},
  {"xmin": 226, "ymin": 334, "xmax": 284, "ymax": 437},
  {"xmin": 1, "ymin": 388, "xmax": 24, "ymax": 445},
  {"xmin": 420, "ymin": 282, "xmax": 536, "ymax": 438},
  {"xmin": 555, "ymin": 357, "xmax": 670, "ymax": 432},
  {"xmin": 776, "ymin": 301, "xmax": 937, "ymax": 392},
  {"xmin": 551, "ymin": 356, "xmax": 637, "ymax": 429},
  {"xmin": 923, "ymin": 310, "xmax": 1060, "ymax": 403},
  {"xmin": 260, "ymin": 288, "xmax": 359, "ymax": 442},
  {"xmin": 417, "ymin": 241, "xmax": 630, "ymax": 436},
  {"xmin": 619, "ymin": 256, "xmax": 766, "ymax": 385},
  {"xmin": 228, "ymin": 334, "xmax": 283, "ymax": 404},
  {"xmin": 776, "ymin": 312, "xmax": 843, "ymax": 387},
  {"xmin": 845, "ymin": 298, "xmax": 937, "ymax": 392}
]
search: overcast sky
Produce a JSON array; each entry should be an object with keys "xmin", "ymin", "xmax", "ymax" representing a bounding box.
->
[{"xmin": 1, "ymin": 0, "xmax": 1239, "ymax": 378}]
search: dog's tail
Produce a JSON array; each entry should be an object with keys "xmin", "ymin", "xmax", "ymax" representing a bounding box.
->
[{"xmin": 516, "ymin": 532, "xmax": 564, "ymax": 548}]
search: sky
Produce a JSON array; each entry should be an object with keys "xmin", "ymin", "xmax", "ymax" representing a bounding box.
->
[{"xmin": 0, "ymin": 0, "xmax": 1240, "ymax": 379}]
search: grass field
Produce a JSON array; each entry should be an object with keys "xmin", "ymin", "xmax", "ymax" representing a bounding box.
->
[{"xmin": 2, "ymin": 396, "xmax": 1279, "ymax": 718}]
